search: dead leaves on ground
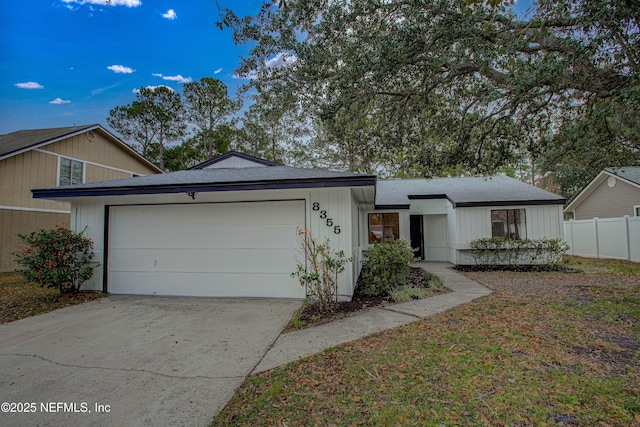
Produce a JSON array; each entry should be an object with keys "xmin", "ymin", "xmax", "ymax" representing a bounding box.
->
[
  {"xmin": 0, "ymin": 272, "xmax": 103, "ymax": 324},
  {"xmin": 214, "ymin": 259, "xmax": 640, "ymax": 427}
]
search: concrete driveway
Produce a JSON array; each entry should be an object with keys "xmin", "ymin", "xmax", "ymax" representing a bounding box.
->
[{"xmin": 0, "ymin": 296, "xmax": 300, "ymax": 427}]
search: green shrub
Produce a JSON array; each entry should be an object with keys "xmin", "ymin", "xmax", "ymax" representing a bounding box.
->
[
  {"xmin": 359, "ymin": 239, "xmax": 415, "ymax": 297},
  {"xmin": 14, "ymin": 226, "xmax": 98, "ymax": 294},
  {"xmin": 470, "ymin": 237, "xmax": 569, "ymax": 267}
]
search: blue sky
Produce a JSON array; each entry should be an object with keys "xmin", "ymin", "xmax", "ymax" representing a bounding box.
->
[{"xmin": 0, "ymin": 0, "xmax": 534, "ymax": 135}]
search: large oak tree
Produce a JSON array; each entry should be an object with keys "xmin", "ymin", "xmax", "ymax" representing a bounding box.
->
[{"xmin": 219, "ymin": 0, "xmax": 639, "ymax": 196}]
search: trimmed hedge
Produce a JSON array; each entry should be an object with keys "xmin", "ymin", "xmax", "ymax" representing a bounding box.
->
[{"xmin": 470, "ymin": 237, "xmax": 569, "ymax": 267}]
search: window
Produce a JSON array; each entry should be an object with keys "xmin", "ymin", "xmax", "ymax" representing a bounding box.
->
[
  {"xmin": 59, "ymin": 157, "xmax": 83, "ymax": 186},
  {"xmin": 635, "ymin": 206, "xmax": 640, "ymax": 217},
  {"xmin": 491, "ymin": 209, "xmax": 526, "ymax": 240},
  {"xmin": 368, "ymin": 213, "xmax": 399, "ymax": 243}
]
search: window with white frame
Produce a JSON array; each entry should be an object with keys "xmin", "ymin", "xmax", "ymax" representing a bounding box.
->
[
  {"xmin": 59, "ymin": 157, "xmax": 83, "ymax": 186},
  {"xmin": 491, "ymin": 209, "xmax": 526, "ymax": 240},
  {"xmin": 635, "ymin": 205, "xmax": 640, "ymax": 217}
]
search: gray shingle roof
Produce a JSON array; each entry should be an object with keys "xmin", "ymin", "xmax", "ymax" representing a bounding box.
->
[
  {"xmin": 0, "ymin": 125, "xmax": 96, "ymax": 157},
  {"xmin": 606, "ymin": 166, "xmax": 640, "ymax": 186},
  {"xmin": 376, "ymin": 175, "xmax": 566, "ymax": 208},
  {"xmin": 32, "ymin": 165, "xmax": 376, "ymax": 198}
]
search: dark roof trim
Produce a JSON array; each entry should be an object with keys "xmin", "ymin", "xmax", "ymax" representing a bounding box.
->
[
  {"xmin": 455, "ymin": 199, "xmax": 566, "ymax": 208},
  {"xmin": 374, "ymin": 204, "xmax": 411, "ymax": 210},
  {"xmin": 407, "ymin": 194, "xmax": 447, "ymax": 200},
  {"xmin": 408, "ymin": 193, "xmax": 457, "ymax": 207},
  {"xmin": 374, "ymin": 198, "xmax": 565, "ymax": 210},
  {"xmin": 32, "ymin": 176, "xmax": 376, "ymax": 199},
  {"xmin": 191, "ymin": 150, "xmax": 282, "ymax": 169}
]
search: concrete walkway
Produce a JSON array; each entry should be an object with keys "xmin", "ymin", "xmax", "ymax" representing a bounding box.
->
[{"xmin": 253, "ymin": 262, "xmax": 491, "ymax": 373}]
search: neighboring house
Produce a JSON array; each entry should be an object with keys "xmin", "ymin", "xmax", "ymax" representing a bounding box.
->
[
  {"xmin": 0, "ymin": 124, "xmax": 162, "ymax": 272},
  {"xmin": 32, "ymin": 151, "xmax": 565, "ymax": 300},
  {"xmin": 564, "ymin": 167, "xmax": 640, "ymax": 220}
]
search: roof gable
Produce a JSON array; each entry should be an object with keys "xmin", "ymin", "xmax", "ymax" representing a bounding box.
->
[
  {"xmin": 191, "ymin": 151, "xmax": 281, "ymax": 169},
  {"xmin": 565, "ymin": 167, "xmax": 640, "ymax": 213},
  {"xmin": 0, "ymin": 124, "xmax": 162, "ymax": 173}
]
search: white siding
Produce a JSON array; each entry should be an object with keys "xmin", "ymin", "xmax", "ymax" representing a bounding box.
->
[
  {"xmin": 456, "ymin": 207, "xmax": 491, "ymax": 245},
  {"xmin": 71, "ymin": 199, "xmax": 106, "ymax": 291},
  {"xmin": 409, "ymin": 199, "xmax": 447, "ymax": 215},
  {"xmin": 526, "ymin": 205, "xmax": 564, "ymax": 239},
  {"xmin": 351, "ymin": 192, "xmax": 362, "ymax": 286},
  {"xmin": 309, "ymin": 188, "xmax": 354, "ymax": 299},
  {"xmin": 454, "ymin": 204, "xmax": 564, "ymax": 264},
  {"xmin": 446, "ymin": 201, "xmax": 458, "ymax": 263}
]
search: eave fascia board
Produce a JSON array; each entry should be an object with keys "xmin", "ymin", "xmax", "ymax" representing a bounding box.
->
[
  {"xmin": 456, "ymin": 199, "xmax": 567, "ymax": 208},
  {"xmin": 373, "ymin": 204, "xmax": 411, "ymax": 210},
  {"xmin": 32, "ymin": 177, "xmax": 377, "ymax": 199}
]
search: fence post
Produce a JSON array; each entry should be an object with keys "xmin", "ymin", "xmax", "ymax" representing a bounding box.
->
[
  {"xmin": 594, "ymin": 217, "xmax": 599, "ymax": 258},
  {"xmin": 624, "ymin": 215, "xmax": 630, "ymax": 261},
  {"xmin": 567, "ymin": 220, "xmax": 574, "ymax": 256}
]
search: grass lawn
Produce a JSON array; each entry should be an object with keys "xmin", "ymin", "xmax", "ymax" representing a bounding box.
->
[
  {"xmin": 213, "ymin": 257, "xmax": 640, "ymax": 426},
  {"xmin": 0, "ymin": 272, "xmax": 103, "ymax": 324}
]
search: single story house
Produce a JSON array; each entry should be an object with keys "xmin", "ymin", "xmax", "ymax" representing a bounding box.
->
[
  {"xmin": 32, "ymin": 151, "xmax": 566, "ymax": 300},
  {"xmin": 0, "ymin": 124, "xmax": 162, "ymax": 272},
  {"xmin": 564, "ymin": 167, "xmax": 640, "ymax": 220}
]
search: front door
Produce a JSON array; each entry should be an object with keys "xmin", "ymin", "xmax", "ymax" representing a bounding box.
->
[{"xmin": 410, "ymin": 215, "xmax": 424, "ymax": 260}]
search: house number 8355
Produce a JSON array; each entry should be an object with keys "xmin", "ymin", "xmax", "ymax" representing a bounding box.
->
[{"xmin": 312, "ymin": 202, "xmax": 341, "ymax": 234}]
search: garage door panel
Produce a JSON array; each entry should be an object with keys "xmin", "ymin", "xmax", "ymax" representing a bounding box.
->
[
  {"xmin": 108, "ymin": 201, "xmax": 305, "ymax": 298},
  {"xmin": 110, "ymin": 248, "xmax": 297, "ymax": 274},
  {"xmin": 109, "ymin": 271, "xmax": 306, "ymax": 298},
  {"xmin": 110, "ymin": 225, "xmax": 299, "ymax": 250},
  {"xmin": 111, "ymin": 201, "xmax": 303, "ymax": 227}
]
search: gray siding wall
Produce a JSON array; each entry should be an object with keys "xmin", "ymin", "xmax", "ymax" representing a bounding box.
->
[{"xmin": 574, "ymin": 178, "xmax": 640, "ymax": 220}]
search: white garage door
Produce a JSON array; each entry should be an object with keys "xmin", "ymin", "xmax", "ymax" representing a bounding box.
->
[{"xmin": 108, "ymin": 200, "xmax": 306, "ymax": 298}]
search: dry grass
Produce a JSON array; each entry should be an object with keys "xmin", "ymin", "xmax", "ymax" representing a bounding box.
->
[{"xmin": 0, "ymin": 272, "xmax": 103, "ymax": 324}]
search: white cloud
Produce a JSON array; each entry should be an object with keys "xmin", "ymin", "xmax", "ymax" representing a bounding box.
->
[
  {"xmin": 214, "ymin": 68, "xmax": 223, "ymax": 74},
  {"xmin": 50, "ymin": 98, "xmax": 71, "ymax": 104},
  {"xmin": 62, "ymin": 0, "xmax": 141, "ymax": 7},
  {"xmin": 15, "ymin": 81, "xmax": 44, "ymax": 89},
  {"xmin": 265, "ymin": 52, "xmax": 297, "ymax": 68},
  {"xmin": 132, "ymin": 85, "xmax": 174, "ymax": 93},
  {"xmin": 162, "ymin": 9, "xmax": 177, "ymax": 20},
  {"xmin": 153, "ymin": 73, "xmax": 192, "ymax": 83},
  {"xmin": 90, "ymin": 83, "xmax": 120, "ymax": 96},
  {"xmin": 107, "ymin": 64, "xmax": 135, "ymax": 74}
]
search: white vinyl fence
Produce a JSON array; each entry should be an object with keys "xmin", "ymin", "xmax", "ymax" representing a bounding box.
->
[{"xmin": 564, "ymin": 216, "xmax": 640, "ymax": 262}]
